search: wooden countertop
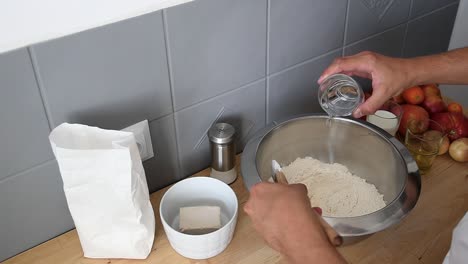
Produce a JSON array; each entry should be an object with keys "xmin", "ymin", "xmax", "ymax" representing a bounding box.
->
[{"xmin": 4, "ymin": 154, "xmax": 467, "ymax": 264}]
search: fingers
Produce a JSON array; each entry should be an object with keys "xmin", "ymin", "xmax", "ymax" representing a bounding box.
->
[
  {"xmin": 318, "ymin": 52, "xmax": 376, "ymax": 83},
  {"xmin": 243, "ymin": 198, "xmax": 253, "ymax": 215},
  {"xmin": 339, "ymin": 71, "xmax": 372, "ymax": 79},
  {"xmin": 244, "ymin": 182, "xmax": 282, "ymax": 215},
  {"xmin": 353, "ymin": 89, "xmax": 389, "ymax": 118},
  {"xmin": 290, "ymin": 183, "xmax": 308, "ymax": 194},
  {"xmin": 243, "ymin": 182, "xmax": 265, "ymax": 215},
  {"xmin": 244, "ymin": 182, "xmax": 309, "ymax": 214}
]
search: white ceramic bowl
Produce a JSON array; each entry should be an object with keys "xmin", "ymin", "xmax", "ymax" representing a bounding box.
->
[{"xmin": 159, "ymin": 177, "xmax": 238, "ymax": 259}]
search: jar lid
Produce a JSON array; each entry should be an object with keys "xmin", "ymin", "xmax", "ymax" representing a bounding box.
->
[{"xmin": 208, "ymin": 123, "xmax": 235, "ymax": 144}]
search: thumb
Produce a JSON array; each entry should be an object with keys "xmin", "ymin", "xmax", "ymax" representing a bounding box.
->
[
  {"xmin": 353, "ymin": 91, "xmax": 388, "ymax": 118},
  {"xmin": 243, "ymin": 196, "xmax": 254, "ymax": 215}
]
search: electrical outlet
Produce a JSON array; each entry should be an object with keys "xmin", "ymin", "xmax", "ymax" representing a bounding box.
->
[{"xmin": 122, "ymin": 120, "xmax": 154, "ymax": 161}]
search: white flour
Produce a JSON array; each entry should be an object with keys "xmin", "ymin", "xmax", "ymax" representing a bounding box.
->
[{"xmin": 282, "ymin": 157, "xmax": 386, "ymax": 217}]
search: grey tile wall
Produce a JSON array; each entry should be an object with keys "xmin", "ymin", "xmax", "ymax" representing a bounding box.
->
[
  {"xmin": 346, "ymin": 0, "xmax": 411, "ymax": 44},
  {"xmin": 175, "ymin": 80, "xmax": 266, "ymax": 176},
  {"xmin": 0, "ymin": 161, "xmax": 74, "ymax": 261},
  {"xmin": 269, "ymin": 0, "xmax": 346, "ymax": 73},
  {"xmin": 411, "ymin": 0, "xmax": 459, "ymax": 18},
  {"xmin": 144, "ymin": 115, "xmax": 180, "ymax": 193},
  {"xmin": 0, "ymin": 49, "xmax": 53, "ymax": 180},
  {"xmin": 166, "ymin": 0, "xmax": 267, "ymax": 111},
  {"xmin": 32, "ymin": 11, "xmax": 172, "ymax": 129},
  {"xmin": 268, "ymin": 50, "xmax": 340, "ymax": 123},
  {"xmin": 440, "ymin": 84, "xmax": 468, "ymax": 107},
  {"xmin": 404, "ymin": 3, "xmax": 459, "ymax": 57},
  {"xmin": 0, "ymin": 0, "xmax": 460, "ymax": 261},
  {"xmin": 344, "ymin": 25, "xmax": 406, "ymax": 57},
  {"xmin": 344, "ymin": 24, "xmax": 406, "ymax": 91}
]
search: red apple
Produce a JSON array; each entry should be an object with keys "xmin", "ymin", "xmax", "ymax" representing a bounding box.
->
[
  {"xmin": 393, "ymin": 94, "xmax": 405, "ymax": 104},
  {"xmin": 421, "ymin": 84, "xmax": 441, "ymax": 97},
  {"xmin": 421, "ymin": 95, "xmax": 446, "ymax": 114},
  {"xmin": 431, "ymin": 112, "xmax": 468, "ymax": 141},
  {"xmin": 402, "ymin": 86, "xmax": 425, "ymax": 105},
  {"xmin": 398, "ymin": 104, "xmax": 430, "ymax": 136},
  {"xmin": 448, "ymin": 102, "xmax": 463, "ymax": 113}
]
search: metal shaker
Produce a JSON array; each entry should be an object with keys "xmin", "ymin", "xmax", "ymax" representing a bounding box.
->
[{"xmin": 208, "ymin": 123, "xmax": 237, "ymax": 184}]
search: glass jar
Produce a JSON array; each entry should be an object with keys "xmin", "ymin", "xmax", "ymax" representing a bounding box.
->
[{"xmin": 318, "ymin": 74, "xmax": 364, "ymax": 117}]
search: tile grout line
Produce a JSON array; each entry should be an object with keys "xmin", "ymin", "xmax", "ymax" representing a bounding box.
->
[
  {"xmin": 174, "ymin": 77, "xmax": 266, "ymax": 113},
  {"xmin": 147, "ymin": 111, "xmax": 175, "ymax": 123},
  {"xmin": 162, "ymin": 10, "xmax": 176, "ymax": 115},
  {"xmin": 401, "ymin": 0, "xmax": 415, "ymax": 57},
  {"xmin": 402, "ymin": 2, "xmax": 459, "ymax": 58},
  {"xmin": 268, "ymin": 47, "xmax": 342, "ymax": 78},
  {"xmin": 265, "ymin": 0, "xmax": 271, "ymax": 123},
  {"xmin": 169, "ymin": 1, "xmax": 460, "ymax": 120},
  {"xmin": 0, "ymin": 159, "xmax": 56, "ymax": 185},
  {"xmin": 344, "ymin": 21, "xmax": 408, "ymax": 50},
  {"xmin": 408, "ymin": 0, "xmax": 415, "ymax": 22},
  {"xmin": 267, "ymin": 22, "xmax": 406, "ymax": 82},
  {"xmin": 344, "ymin": 1, "xmax": 458, "ymax": 53},
  {"xmin": 401, "ymin": 21, "xmax": 410, "ymax": 57},
  {"xmin": 410, "ymin": 1, "xmax": 460, "ymax": 22},
  {"xmin": 342, "ymin": 0, "xmax": 351, "ymax": 57},
  {"xmin": 161, "ymin": 9, "xmax": 183, "ymax": 180},
  {"xmin": 28, "ymin": 47, "xmax": 55, "ymax": 130}
]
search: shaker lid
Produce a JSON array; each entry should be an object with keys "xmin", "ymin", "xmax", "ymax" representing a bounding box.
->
[{"xmin": 208, "ymin": 123, "xmax": 235, "ymax": 144}]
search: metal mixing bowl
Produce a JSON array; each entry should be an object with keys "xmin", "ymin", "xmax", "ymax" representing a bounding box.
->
[{"xmin": 241, "ymin": 114, "xmax": 421, "ymax": 241}]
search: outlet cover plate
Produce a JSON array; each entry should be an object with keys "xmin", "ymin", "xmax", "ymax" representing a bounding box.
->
[{"xmin": 122, "ymin": 120, "xmax": 154, "ymax": 161}]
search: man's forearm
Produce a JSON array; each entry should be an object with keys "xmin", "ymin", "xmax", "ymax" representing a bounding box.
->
[
  {"xmin": 405, "ymin": 47, "xmax": 468, "ymax": 86},
  {"xmin": 285, "ymin": 245, "xmax": 347, "ymax": 264},
  {"xmin": 281, "ymin": 217, "xmax": 347, "ymax": 264}
]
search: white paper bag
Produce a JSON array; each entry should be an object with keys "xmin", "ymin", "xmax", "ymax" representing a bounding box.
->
[{"xmin": 49, "ymin": 123, "xmax": 155, "ymax": 259}]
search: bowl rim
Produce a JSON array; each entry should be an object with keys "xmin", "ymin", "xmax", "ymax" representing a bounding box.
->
[
  {"xmin": 240, "ymin": 114, "xmax": 421, "ymax": 237},
  {"xmin": 255, "ymin": 117, "xmax": 408, "ymax": 219},
  {"xmin": 159, "ymin": 176, "xmax": 239, "ymax": 238}
]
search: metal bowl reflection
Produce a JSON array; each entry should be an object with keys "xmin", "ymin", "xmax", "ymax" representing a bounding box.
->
[{"xmin": 241, "ymin": 114, "xmax": 421, "ymax": 242}]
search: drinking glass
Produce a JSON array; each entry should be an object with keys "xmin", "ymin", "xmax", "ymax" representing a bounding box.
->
[
  {"xmin": 318, "ymin": 74, "xmax": 364, "ymax": 117},
  {"xmin": 404, "ymin": 120, "xmax": 445, "ymax": 174},
  {"xmin": 366, "ymin": 100, "xmax": 402, "ymax": 136}
]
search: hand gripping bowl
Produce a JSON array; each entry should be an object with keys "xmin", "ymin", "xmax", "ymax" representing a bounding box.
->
[{"xmin": 241, "ymin": 115, "xmax": 421, "ymax": 243}]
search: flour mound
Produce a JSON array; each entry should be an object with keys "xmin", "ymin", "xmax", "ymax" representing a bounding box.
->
[{"xmin": 282, "ymin": 157, "xmax": 386, "ymax": 217}]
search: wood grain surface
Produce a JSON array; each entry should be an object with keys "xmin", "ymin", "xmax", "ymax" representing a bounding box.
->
[{"xmin": 3, "ymin": 153, "xmax": 467, "ymax": 264}]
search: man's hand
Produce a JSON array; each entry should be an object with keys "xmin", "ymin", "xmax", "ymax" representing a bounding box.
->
[
  {"xmin": 318, "ymin": 51, "xmax": 412, "ymax": 118},
  {"xmin": 244, "ymin": 182, "xmax": 346, "ymax": 264}
]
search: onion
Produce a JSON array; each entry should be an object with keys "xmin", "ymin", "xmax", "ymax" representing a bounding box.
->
[
  {"xmin": 422, "ymin": 130, "xmax": 449, "ymax": 155},
  {"xmin": 439, "ymin": 136, "xmax": 450, "ymax": 155},
  {"xmin": 449, "ymin": 138, "xmax": 468, "ymax": 162}
]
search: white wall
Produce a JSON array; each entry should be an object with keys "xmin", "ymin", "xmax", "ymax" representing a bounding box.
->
[{"xmin": 0, "ymin": 0, "xmax": 191, "ymax": 54}]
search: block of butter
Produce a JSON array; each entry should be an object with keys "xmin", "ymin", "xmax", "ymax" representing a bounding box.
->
[{"xmin": 179, "ymin": 206, "xmax": 222, "ymax": 235}]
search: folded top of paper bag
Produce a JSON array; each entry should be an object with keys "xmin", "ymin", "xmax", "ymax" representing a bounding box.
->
[{"xmin": 50, "ymin": 123, "xmax": 135, "ymax": 150}]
